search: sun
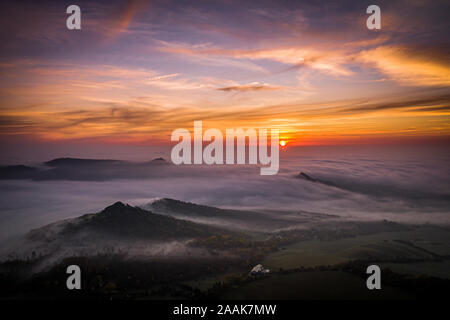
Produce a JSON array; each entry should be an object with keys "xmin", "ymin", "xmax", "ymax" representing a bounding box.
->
[{"xmin": 280, "ymin": 140, "xmax": 286, "ymax": 147}]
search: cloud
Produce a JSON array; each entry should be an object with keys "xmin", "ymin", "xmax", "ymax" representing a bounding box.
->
[
  {"xmin": 101, "ymin": 0, "xmax": 151, "ymax": 43},
  {"xmin": 146, "ymin": 73, "xmax": 180, "ymax": 81},
  {"xmin": 336, "ymin": 94, "xmax": 450, "ymax": 114},
  {"xmin": 158, "ymin": 41, "xmax": 450, "ymax": 87},
  {"xmin": 217, "ymin": 82, "xmax": 282, "ymax": 92},
  {"xmin": 155, "ymin": 41, "xmax": 268, "ymax": 73},
  {"xmin": 158, "ymin": 42, "xmax": 353, "ymax": 76},
  {"xmin": 358, "ymin": 45, "xmax": 450, "ymax": 86},
  {"xmin": 1, "ymin": 87, "xmax": 449, "ymax": 144}
]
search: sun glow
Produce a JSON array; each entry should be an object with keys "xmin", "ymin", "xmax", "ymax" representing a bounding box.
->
[{"xmin": 280, "ymin": 140, "xmax": 286, "ymax": 147}]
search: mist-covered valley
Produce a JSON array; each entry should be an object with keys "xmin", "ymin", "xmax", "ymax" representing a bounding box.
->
[
  {"xmin": 0, "ymin": 145, "xmax": 449, "ymax": 300},
  {"xmin": 0, "ymin": 145, "xmax": 449, "ymax": 242}
]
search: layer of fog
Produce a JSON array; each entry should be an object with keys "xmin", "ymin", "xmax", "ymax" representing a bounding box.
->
[
  {"xmin": 0, "ymin": 145, "xmax": 449, "ymax": 242},
  {"xmin": 1, "ymin": 236, "xmax": 218, "ymax": 275}
]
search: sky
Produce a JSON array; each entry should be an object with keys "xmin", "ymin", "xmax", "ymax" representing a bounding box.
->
[{"xmin": 0, "ymin": 0, "xmax": 449, "ymax": 150}]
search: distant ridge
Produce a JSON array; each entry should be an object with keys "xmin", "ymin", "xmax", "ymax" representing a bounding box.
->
[
  {"xmin": 44, "ymin": 157, "xmax": 123, "ymax": 167},
  {"xmin": 144, "ymin": 198, "xmax": 333, "ymax": 231},
  {"xmin": 296, "ymin": 171, "xmax": 337, "ymax": 187},
  {"xmin": 0, "ymin": 165, "xmax": 38, "ymax": 179},
  {"xmin": 298, "ymin": 172, "xmax": 317, "ymax": 182},
  {"xmin": 149, "ymin": 198, "xmax": 230, "ymax": 217},
  {"xmin": 0, "ymin": 157, "xmax": 174, "ymax": 181}
]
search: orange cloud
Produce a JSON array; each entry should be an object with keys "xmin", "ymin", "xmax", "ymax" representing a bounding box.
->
[
  {"xmin": 103, "ymin": 0, "xmax": 150, "ymax": 43},
  {"xmin": 358, "ymin": 46, "xmax": 450, "ymax": 86},
  {"xmin": 1, "ymin": 91, "xmax": 448, "ymax": 145},
  {"xmin": 217, "ymin": 82, "xmax": 282, "ymax": 92}
]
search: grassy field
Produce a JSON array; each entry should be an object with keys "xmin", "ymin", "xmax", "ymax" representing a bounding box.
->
[
  {"xmin": 263, "ymin": 226, "xmax": 450, "ymax": 270},
  {"xmin": 220, "ymin": 271, "xmax": 413, "ymax": 300}
]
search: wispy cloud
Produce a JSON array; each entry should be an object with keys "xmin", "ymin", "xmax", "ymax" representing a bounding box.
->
[
  {"xmin": 217, "ymin": 82, "xmax": 282, "ymax": 92},
  {"xmin": 157, "ymin": 42, "xmax": 353, "ymax": 76},
  {"xmin": 358, "ymin": 45, "xmax": 450, "ymax": 86},
  {"xmin": 1, "ymin": 89, "xmax": 448, "ymax": 144}
]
